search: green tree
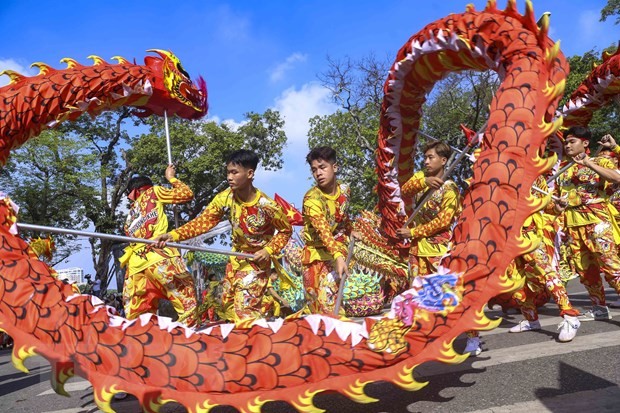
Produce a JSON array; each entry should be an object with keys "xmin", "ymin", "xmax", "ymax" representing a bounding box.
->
[
  {"xmin": 308, "ymin": 105, "xmax": 379, "ymax": 213},
  {"xmin": 67, "ymin": 108, "xmax": 139, "ymax": 288},
  {"xmin": 601, "ymin": 0, "xmax": 620, "ymax": 24},
  {"xmin": 310, "ymin": 54, "xmax": 499, "ymax": 204},
  {"xmin": 128, "ymin": 110, "xmax": 287, "ymax": 224},
  {"xmin": 421, "ymin": 70, "xmax": 498, "ymax": 188},
  {"xmin": 2, "ymin": 108, "xmax": 142, "ymax": 288},
  {"xmin": 0, "ymin": 128, "xmax": 97, "ymax": 265},
  {"xmin": 309, "ymin": 54, "xmax": 389, "ymax": 213}
]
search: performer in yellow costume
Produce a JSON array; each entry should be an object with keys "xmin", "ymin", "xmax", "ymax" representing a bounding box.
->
[
  {"xmin": 553, "ymin": 127, "xmax": 620, "ymax": 320},
  {"xmin": 157, "ymin": 150, "xmax": 292, "ymax": 322},
  {"xmin": 599, "ymin": 133, "xmax": 620, "ymax": 309},
  {"xmin": 121, "ymin": 165, "xmax": 198, "ymax": 326},
  {"xmin": 302, "ymin": 146, "xmax": 352, "ymax": 314},
  {"xmin": 508, "ymin": 176, "xmax": 580, "ymax": 341},
  {"xmin": 397, "ymin": 141, "xmax": 461, "ymax": 280},
  {"xmin": 396, "ymin": 141, "xmax": 469, "ymax": 351}
]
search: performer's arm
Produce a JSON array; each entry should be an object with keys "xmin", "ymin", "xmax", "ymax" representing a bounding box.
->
[
  {"xmin": 409, "ymin": 185, "xmax": 459, "ymax": 239},
  {"xmin": 263, "ymin": 205, "xmax": 293, "ymax": 256},
  {"xmin": 168, "ymin": 193, "xmax": 225, "ymax": 242},
  {"xmin": 598, "ymin": 133, "xmax": 620, "ymax": 156},
  {"xmin": 154, "ymin": 165, "xmax": 194, "ymax": 204},
  {"xmin": 575, "ymin": 156, "xmax": 620, "ymax": 184},
  {"xmin": 303, "ymin": 196, "xmax": 347, "ymax": 259},
  {"xmin": 401, "ymin": 171, "xmax": 428, "ymax": 197}
]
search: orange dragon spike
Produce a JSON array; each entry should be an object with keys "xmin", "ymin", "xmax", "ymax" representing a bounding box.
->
[
  {"xmin": 59, "ymin": 57, "xmax": 83, "ymax": 69},
  {"xmin": 111, "ymin": 55, "xmax": 130, "ymax": 65},
  {"xmin": 0, "ymin": 69, "xmax": 26, "ymax": 84},
  {"xmin": 523, "ymin": 0, "xmax": 537, "ymax": 29},
  {"xmin": 30, "ymin": 62, "xmax": 54, "ymax": 76},
  {"xmin": 484, "ymin": 0, "xmax": 498, "ymax": 12},
  {"xmin": 87, "ymin": 55, "xmax": 107, "ymax": 66}
]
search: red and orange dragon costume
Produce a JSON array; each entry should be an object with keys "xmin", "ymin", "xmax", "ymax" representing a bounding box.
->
[{"xmin": 1, "ymin": 2, "xmax": 619, "ymax": 412}]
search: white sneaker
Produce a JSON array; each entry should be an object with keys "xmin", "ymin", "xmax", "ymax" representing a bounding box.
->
[
  {"xmin": 557, "ymin": 315, "xmax": 580, "ymax": 342},
  {"xmin": 464, "ymin": 337, "xmax": 482, "ymax": 356},
  {"xmin": 579, "ymin": 305, "xmax": 612, "ymax": 321},
  {"xmin": 509, "ymin": 319, "xmax": 541, "ymax": 333}
]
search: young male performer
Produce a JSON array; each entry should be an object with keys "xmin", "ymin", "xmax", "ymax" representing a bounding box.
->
[
  {"xmin": 156, "ymin": 150, "xmax": 292, "ymax": 322},
  {"xmin": 554, "ymin": 127, "xmax": 620, "ymax": 320},
  {"xmin": 395, "ymin": 142, "xmax": 470, "ymax": 351},
  {"xmin": 396, "ymin": 141, "xmax": 461, "ymax": 279},
  {"xmin": 508, "ymin": 176, "xmax": 581, "ymax": 341},
  {"xmin": 598, "ymin": 133, "xmax": 620, "ymax": 308},
  {"xmin": 121, "ymin": 164, "xmax": 198, "ymax": 326},
  {"xmin": 302, "ymin": 146, "xmax": 352, "ymax": 314}
]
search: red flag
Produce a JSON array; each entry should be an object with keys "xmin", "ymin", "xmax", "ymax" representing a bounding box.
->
[
  {"xmin": 460, "ymin": 124, "xmax": 479, "ymax": 145},
  {"xmin": 274, "ymin": 193, "xmax": 304, "ymax": 226}
]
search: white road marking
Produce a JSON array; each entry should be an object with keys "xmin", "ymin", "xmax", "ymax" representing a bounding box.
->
[{"xmin": 37, "ymin": 380, "xmax": 92, "ymax": 396}]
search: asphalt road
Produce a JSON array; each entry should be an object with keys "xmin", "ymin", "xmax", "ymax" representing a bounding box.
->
[{"xmin": 1, "ymin": 280, "xmax": 619, "ymax": 413}]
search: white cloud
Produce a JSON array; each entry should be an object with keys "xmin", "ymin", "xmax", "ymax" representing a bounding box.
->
[
  {"xmin": 206, "ymin": 114, "xmax": 247, "ymax": 131},
  {"xmin": 213, "ymin": 5, "xmax": 251, "ymax": 43},
  {"xmin": 0, "ymin": 58, "xmax": 36, "ymax": 86},
  {"xmin": 269, "ymin": 52, "xmax": 308, "ymax": 83},
  {"xmin": 273, "ymin": 82, "xmax": 337, "ymax": 152},
  {"xmin": 250, "ymin": 82, "xmax": 339, "ymax": 206}
]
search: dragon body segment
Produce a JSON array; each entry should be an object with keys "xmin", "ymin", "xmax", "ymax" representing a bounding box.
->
[
  {"xmin": 0, "ymin": 49, "xmax": 207, "ymax": 165},
  {"xmin": 561, "ymin": 45, "xmax": 620, "ymax": 128},
  {"xmin": 0, "ymin": 3, "xmax": 602, "ymax": 412}
]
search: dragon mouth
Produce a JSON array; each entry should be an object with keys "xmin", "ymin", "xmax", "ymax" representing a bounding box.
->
[{"xmin": 179, "ymin": 81, "xmax": 205, "ymax": 113}]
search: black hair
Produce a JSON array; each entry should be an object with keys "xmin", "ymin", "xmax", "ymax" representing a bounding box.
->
[
  {"xmin": 565, "ymin": 126, "xmax": 592, "ymax": 141},
  {"xmin": 226, "ymin": 149, "xmax": 259, "ymax": 170},
  {"xmin": 306, "ymin": 146, "xmax": 337, "ymax": 165},
  {"xmin": 126, "ymin": 176, "xmax": 153, "ymax": 194},
  {"xmin": 422, "ymin": 141, "xmax": 452, "ymax": 159}
]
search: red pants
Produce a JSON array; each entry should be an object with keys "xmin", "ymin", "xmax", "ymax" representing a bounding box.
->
[
  {"xmin": 220, "ymin": 263, "xmax": 273, "ymax": 321},
  {"xmin": 409, "ymin": 254, "xmax": 441, "ymax": 282},
  {"xmin": 123, "ymin": 256, "xmax": 198, "ymax": 326},
  {"xmin": 511, "ymin": 245, "xmax": 578, "ymax": 320},
  {"xmin": 567, "ymin": 222, "xmax": 620, "ymax": 305},
  {"xmin": 303, "ymin": 260, "xmax": 340, "ymax": 314}
]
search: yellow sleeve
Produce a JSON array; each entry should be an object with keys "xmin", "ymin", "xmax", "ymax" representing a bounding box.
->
[
  {"xmin": 410, "ymin": 184, "xmax": 459, "ymax": 239},
  {"xmin": 264, "ymin": 204, "xmax": 293, "ymax": 255},
  {"xmin": 303, "ymin": 195, "xmax": 347, "ymax": 259},
  {"xmin": 153, "ymin": 177, "xmax": 194, "ymax": 204},
  {"xmin": 402, "ymin": 171, "xmax": 428, "ymax": 197},
  {"xmin": 169, "ymin": 191, "xmax": 226, "ymax": 241},
  {"xmin": 613, "ymin": 145, "xmax": 620, "ymax": 157}
]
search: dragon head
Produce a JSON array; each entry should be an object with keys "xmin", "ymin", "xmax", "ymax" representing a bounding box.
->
[{"xmin": 140, "ymin": 49, "xmax": 208, "ymax": 120}]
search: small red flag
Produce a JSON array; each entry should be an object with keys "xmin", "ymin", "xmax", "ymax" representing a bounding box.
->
[
  {"xmin": 460, "ymin": 124, "xmax": 479, "ymax": 145},
  {"xmin": 274, "ymin": 193, "xmax": 304, "ymax": 226}
]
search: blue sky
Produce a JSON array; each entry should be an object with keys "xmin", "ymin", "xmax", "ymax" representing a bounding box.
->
[{"xmin": 1, "ymin": 0, "xmax": 617, "ymax": 280}]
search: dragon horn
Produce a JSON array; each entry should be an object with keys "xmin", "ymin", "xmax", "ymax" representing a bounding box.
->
[{"xmin": 146, "ymin": 49, "xmax": 175, "ymax": 60}]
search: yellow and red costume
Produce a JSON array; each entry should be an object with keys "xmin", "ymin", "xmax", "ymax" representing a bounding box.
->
[
  {"xmin": 510, "ymin": 177, "xmax": 579, "ymax": 320},
  {"xmin": 121, "ymin": 178, "xmax": 198, "ymax": 326},
  {"xmin": 554, "ymin": 155, "xmax": 620, "ymax": 305},
  {"xmin": 401, "ymin": 171, "xmax": 461, "ymax": 280},
  {"xmin": 302, "ymin": 182, "xmax": 351, "ymax": 314},
  {"xmin": 169, "ymin": 188, "xmax": 292, "ymax": 322}
]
